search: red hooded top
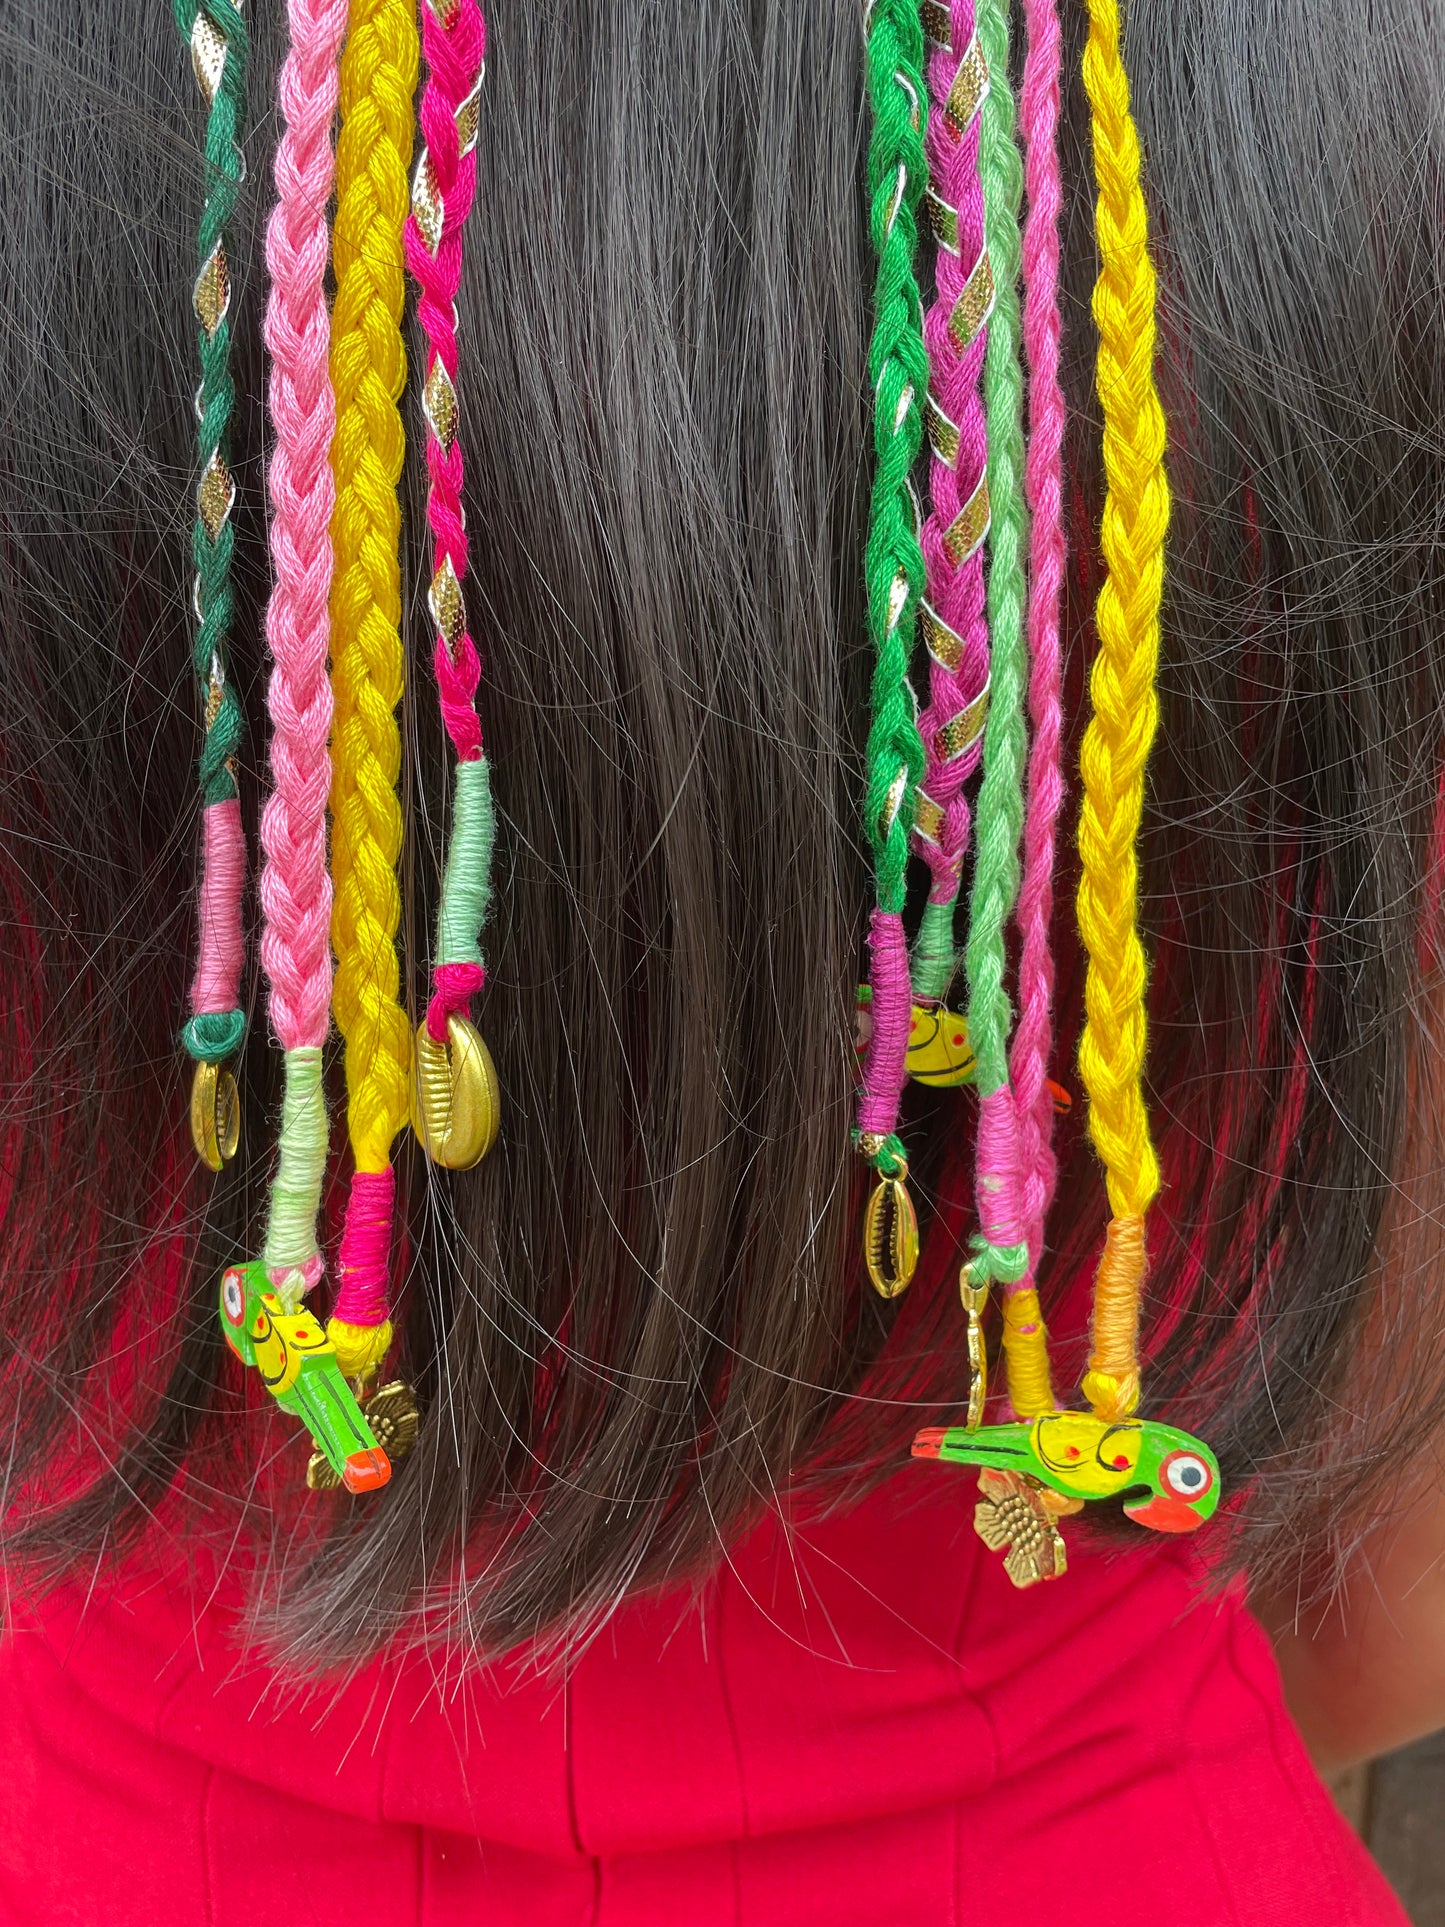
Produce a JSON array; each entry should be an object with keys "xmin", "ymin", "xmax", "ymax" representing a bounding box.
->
[{"xmin": 0, "ymin": 1468, "xmax": 1404, "ymax": 1926}]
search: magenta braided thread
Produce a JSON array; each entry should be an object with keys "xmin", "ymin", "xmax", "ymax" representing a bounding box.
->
[
  {"xmin": 1007, "ymin": 0, "xmax": 1068, "ymax": 1275},
  {"xmin": 256, "ymin": 0, "xmax": 345, "ymax": 1297},
  {"xmin": 911, "ymin": 0, "xmax": 993, "ymax": 1001},
  {"xmin": 403, "ymin": 0, "xmax": 492, "ymax": 1042}
]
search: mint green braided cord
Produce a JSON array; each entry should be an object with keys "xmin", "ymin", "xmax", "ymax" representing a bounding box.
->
[
  {"xmin": 963, "ymin": 0, "xmax": 1028, "ymax": 1097},
  {"xmin": 863, "ymin": 0, "xmax": 929, "ymax": 914}
]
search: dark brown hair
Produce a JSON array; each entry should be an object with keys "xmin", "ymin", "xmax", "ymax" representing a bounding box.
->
[{"xmin": 2, "ymin": 0, "xmax": 1443, "ymax": 1662}]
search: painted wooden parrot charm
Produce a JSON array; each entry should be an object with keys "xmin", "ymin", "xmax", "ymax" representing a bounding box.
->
[
  {"xmin": 218, "ymin": 1261, "xmax": 392, "ymax": 1494},
  {"xmin": 913, "ymin": 1410, "xmax": 1220, "ymax": 1582}
]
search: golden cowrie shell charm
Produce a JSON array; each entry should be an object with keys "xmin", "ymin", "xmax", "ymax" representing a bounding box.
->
[
  {"xmin": 190, "ymin": 1059, "xmax": 240, "ymax": 1171},
  {"xmin": 864, "ymin": 1172, "xmax": 920, "ymax": 1300},
  {"xmin": 411, "ymin": 1014, "xmax": 500, "ymax": 1170}
]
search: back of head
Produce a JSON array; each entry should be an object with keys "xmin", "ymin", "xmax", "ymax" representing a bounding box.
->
[{"xmin": 1, "ymin": 0, "xmax": 1442, "ymax": 1663}]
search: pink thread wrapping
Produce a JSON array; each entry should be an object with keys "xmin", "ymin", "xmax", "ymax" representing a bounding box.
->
[
  {"xmin": 191, "ymin": 799, "xmax": 246, "ymax": 1014},
  {"xmin": 975, "ymin": 1085, "xmax": 1026, "ymax": 1249},
  {"xmin": 1007, "ymin": 0, "xmax": 1068, "ymax": 1278},
  {"xmin": 258, "ymin": 0, "xmax": 344, "ymax": 1055},
  {"xmin": 858, "ymin": 909, "xmax": 912, "ymax": 1139},
  {"xmin": 425, "ymin": 961, "xmax": 485, "ymax": 1043},
  {"xmin": 332, "ymin": 1165, "xmax": 395, "ymax": 1328},
  {"xmin": 404, "ymin": 0, "xmax": 489, "ymax": 1039},
  {"xmin": 914, "ymin": 0, "xmax": 991, "ymax": 904}
]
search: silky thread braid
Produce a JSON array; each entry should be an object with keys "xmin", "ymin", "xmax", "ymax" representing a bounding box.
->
[
  {"xmin": 856, "ymin": 0, "xmax": 930, "ymax": 1186},
  {"xmin": 403, "ymin": 0, "xmax": 495, "ymax": 1050},
  {"xmin": 327, "ymin": 0, "xmax": 419, "ymax": 1377},
  {"xmin": 258, "ymin": 0, "xmax": 347, "ymax": 1300},
  {"xmin": 911, "ymin": 0, "xmax": 993, "ymax": 1003},
  {"xmin": 1075, "ymin": 0, "xmax": 1170, "ymax": 1422},
  {"xmin": 174, "ymin": 0, "xmax": 249, "ymax": 1076},
  {"xmin": 1001, "ymin": 0, "xmax": 1067, "ymax": 1417},
  {"xmin": 959, "ymin": 0, "xmax": 1031, "ymax": 1295}
]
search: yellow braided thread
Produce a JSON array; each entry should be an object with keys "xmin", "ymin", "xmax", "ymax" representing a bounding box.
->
[
  {"xmin": 328, "ymin": 0, "xmax": 417, "ymax": 1182},
  {"xmin": 1075, "ymin": 0, "xmax": 1168, "ymax": 1415},
  {"xmin": 1002, "ymin": 1289, "xmax": 1055, "ymax": 1420}
]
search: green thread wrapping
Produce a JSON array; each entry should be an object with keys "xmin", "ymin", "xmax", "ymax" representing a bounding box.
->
[
  {"xmin": 173, "ymin": 0, "xmax": 248, "ymax": 810},
  {"xmin": 912, "ymin": 898, "xmax": 959, "ymax": 1003},
  {"xmin": 962, "ymin": 0, "xmax": 1028, "ymax": 1098},
  {"xmin": 182, "ymin": 1009, "xmax": 247, "ymax": 1061},
  {"xmin": 863, "ymin": 0, "xmax": 929, "ymax": 915},
  {"xmin": 263, "ymin": 1046, "xmax": 328, "ymax": 1300},
  {"xmin": 437, "ymin": 757, "xmax": 495, "ymax": 969}
]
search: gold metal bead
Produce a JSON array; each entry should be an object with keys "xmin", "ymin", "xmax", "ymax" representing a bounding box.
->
[
  {"xmin": 925, "ymin": 188, "xmax": 959, "ymax": 255},
  {"xmin": 924, "ymin": 397, "xmax": 960, "ymax": 471},
  {"xmin": 454, "ymin": 77, "xmax": 483, "ymax": 159},
  {"xmin": 912, "ymin": 792, "xmax": 944, "ymax": 845},
  {"xmin": 948, "ymin": 250, "xmax": 995, "ymax": 354},
  {"xmin": 429, "ymin": 556, "xmax": 466, "ymax": 650},
  {"xmin": 921, "ymin": 0, "xmax": 951, "ymax": 48},
  {"xmin": 864, "ymin": 1173, "xmax": 919, "ymax": 1300},
  {"xmin": 194, "ymin": 246, "xmax": 229, "ymax": 338},
  {"xmin": 920, "ymin": 600, "xmax": 964, "ymax": 673},
  {"xmin": 197, "ymin": 453, "xmax": 234, "ymax": 542},
  {"xmin": 878, "ymin": 762, "xmax": 910, "ymax": 841},
  {"xmin": 423, "ymin": 356, "xmax": 459, "ymax": 454},
  {"xmin": 190, "ymin": 1058, "xmax": 240, "ymax": 1171},
  {"xmin": 942, "ymin": 476, "xmax": 990, "ymax": 568},
  {"xmin": 411, "ymin": 1014, "xmax": 501, "ymax": 1170},
  {"xmin": 934, "ymin": 683, "xmax": 990, "ymax": 761},
  {"xmin": 411, "ymin": 150, "xmax": 444, "ymax": 255},
  {"xmin": 190, "ymin": 12, "xmax": 229, "ymax": 105},
  {"xmin": 944, "ymin": 37, "xmax": 989, "ymax": 136}
]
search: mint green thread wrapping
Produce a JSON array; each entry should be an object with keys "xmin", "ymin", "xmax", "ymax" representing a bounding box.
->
[
  {"xmin": 911, "ymin": 898, "xmax": 960, "ymax": 1003},
  {"xmin": 436, "ymin": 755, "xmax": 495, "ymax": 969},
  {"xmin": 263, "ymin": 1045, "xmax": 328, "ymax": 1303}
]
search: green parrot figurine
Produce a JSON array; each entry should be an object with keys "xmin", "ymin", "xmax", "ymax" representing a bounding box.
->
[
  {"xmin": 912, "ymin": 1408, "xmax": 1220, "ymax": 1534},
  {"xmin": 218, "ymin": 1261, "xmax": 392, "ymax": 1494}
]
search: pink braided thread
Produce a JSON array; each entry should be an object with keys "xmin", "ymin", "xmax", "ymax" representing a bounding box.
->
[
  {"xmin": 1007, "ymin": 0, "xmax": 1068, "ymax": 1276},
  {"xmin": 403, "ymin": 0, "xmax": 487, "ymax": 1042},
  {"xmin": 258, "ymin": 0, "xmax": 344, "ymax": 1056},
  {"xmin": 913, "ymin": 0, "xmax": 992, "ymax": 924}
]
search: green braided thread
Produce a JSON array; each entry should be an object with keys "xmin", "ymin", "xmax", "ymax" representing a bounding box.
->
[
  {"xmin": 173, "ymin": 0, "xmax": 247, "ymax": 808},
  {"xmin": 863, "ymin": 0, "xmax": 929, "ymax": 914},
  {"xmin": 962, "ymin": 0, "xmax": 1028, "ymax": 1098}
]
